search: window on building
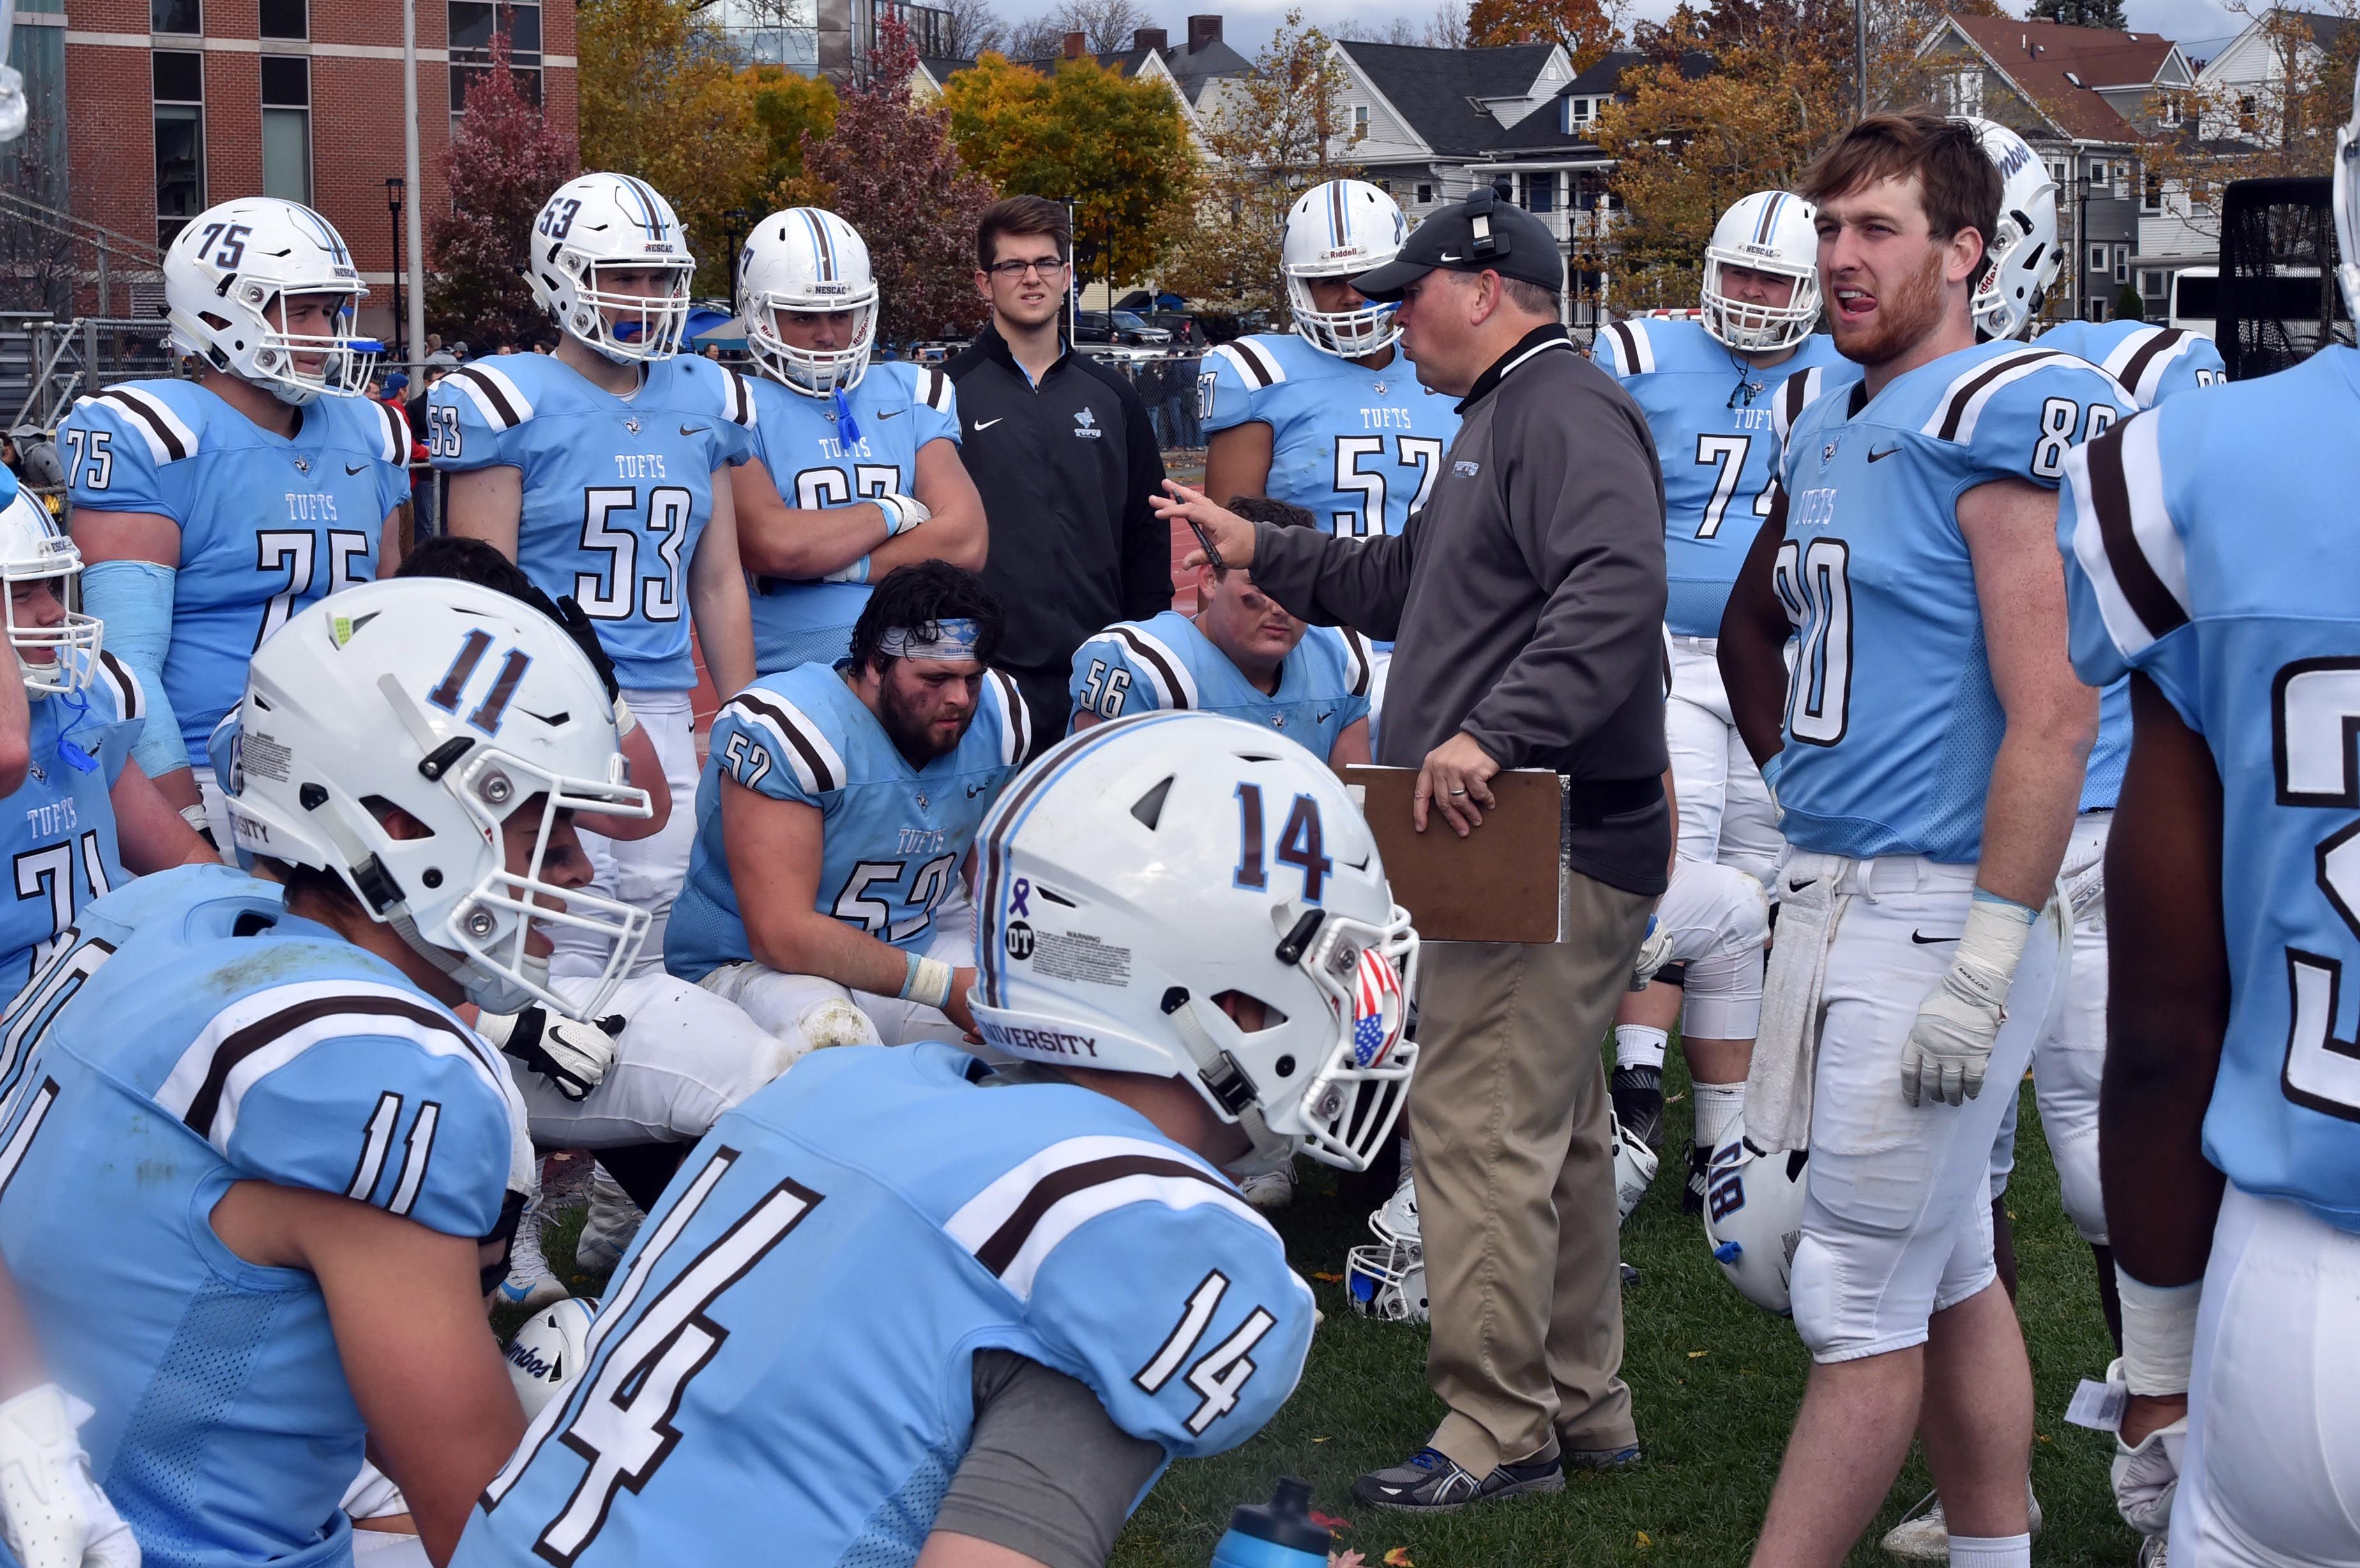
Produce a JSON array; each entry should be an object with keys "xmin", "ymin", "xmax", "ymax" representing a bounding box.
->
[
  {"xmin": 450, "ymin": 1, "xmax": 543, "ymax": 114},
  {"xmin": 2048, "ymin": 160, "xmax": 2068, "ymax": 187},
  {"xmin": 1572, "ymin": 96, "xmax": 1592, "ymax": 122},
  {"xmin": 261, "ymin": 56, "xmax": 311, "ymax": 204},
  {"xmin": 2238, "ymin": 93, "xmax": 2258, "ymax": 133},
  {"xmin": 2144, "ymin": 170, "xmax": 2163, "ymax": 212},
  {"xmin": 153, "ymin": 50, "xmax": 204, "ymax": 248},
  {"xmin": 1416, "ymin": 183, "xmax": 1433, "ymax": 204},
  {"xmin": 2089, "ymin": 243, "xmax": 2108, "ymax": 273},
  {"xmin": 1946, "ymin": 68, "xmax": 1983, "ymax": 117},
  {"xmin": 1352, "ymin": 104, "xmax": 1369, "ymax": 139},
  {"xmin": 2114, "ymin": 244, "xmax": 2129, "ymax": 284},
  {"xmin": 1520, "ymin": 170, "xmax": 1556, "ymax": 214},
  {"xmin": 259, "ymin": 0, "xmax": 306, "ymax": 38},
  {"xmin": 152, "ymin": 0, "xmax": 201, "ymax": 33},
  {"xmin": 2140, "ymin": 269, "xmax": 2165, "ymax": 298},
  {"xmin": 2089, "ymin": 159, "xmax": 2108, "ymax": 183},
  {"xmin": 2087, "ymin": 296, "xmax": 2110, "ymax": 321}
]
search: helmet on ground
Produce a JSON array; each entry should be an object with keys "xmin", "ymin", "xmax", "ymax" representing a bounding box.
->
[
  {"xmin": 0, "ymin": 469, "xmax": 98, "ymax": 697},
  {"xmin": 220, "ymin": 578, "xmax": 652, "ymax": 1019},
  {"xmin": 738, "ymin": 206, "xmax": 879, "ymax": 396},
  {"xmin": 2336, "ymin": 59, "xmax": 2360, "ymax": 322},
  {"xmin": 972, "ymin": 711, "xmax": 1419, "ymax": 1175},
  {"xmin": 505, "ymin": 1296, "xmax": 598, "ymax": 1419},
  {"xmin": 1959, "ymin": 117, "xmax": 2061, "ymax": 340},
  {"xmin": 1701, "ymin": 191, "xmax": 1823, "ymax": 352},
  {"xmin": 1700, "ymin": 1136, "xmax": 1810, "ymax": 1315},
  {"xmin": 165, "ymin": 197, "xmax": 378, "ymax": 404},
  {"xmin": 1282, "ymin": 179, "xmax": 1409, "ymax": 358},
  {"xmin": 1345, "ymin": 1176, "xmax": 1427, "ymax": 1321},
  {"xmin": 527, "ymin": 172, "xmax": 696, "ymax": 365}
]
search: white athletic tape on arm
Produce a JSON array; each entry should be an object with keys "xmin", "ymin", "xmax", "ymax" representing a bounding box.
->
[{"xmin": 2115, "ymin": 1270, "xmax": 2200, "ymax": 1396}]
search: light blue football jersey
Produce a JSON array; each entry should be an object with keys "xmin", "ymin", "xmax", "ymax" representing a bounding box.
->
[
  {"xmin": 427, "ymin": 353, "xmax": 757, "ymax": 690},
  {"xmin": 2060, "ymin": 347, "xmax": 2360, "ymax": 1230},
  {"xmin": 1767, "ymin": 341, "xmax": 2131, "ymax": 863},
  {"xmin": 0, "ymin": 653, "xmax": 146, "ymax": 986},
  {"xmin": 454, "ymin": 1041, "xmax": 1313, "ymax": 1568},
  {"xmin": 1068, "ymin": 610, "xmax": 1372, "ymax": 761},
  {"xmin": 0, "ymin": 864, "xmax": 515, "ymax": 1568},
  {"xmin": 1597, "ymin": 318, "xmax": 1855, "ymax": 637},
  {"xmin": 741, "ymin": 363, "xmax": 961, "ymax": 674},
  {"xmin": 61, "ymin": 381, "xmax": 409, "ymax": 758},
  {"xmin": 1199, "ymin": 334, "xmax": 1460, "ymax": 540},
  {"xmin": 666, "ymin": 661, "xmax": 1031, "ymax": 981},
  {"xmin": 2034, "ymin": 320, "xmax": 2227, "ymax": 812}
]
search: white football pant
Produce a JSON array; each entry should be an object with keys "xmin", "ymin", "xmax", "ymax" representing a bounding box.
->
[
  {"xmin": 2170, "ymin": 1180, "xmax": 2360, "ymax": 1566},
  {"xmin": 1787, "ymin": 855, "xmax": 2062, "ymax": 1362},
  {"xmin": 508, "ymin": 972, "xmax": 797, "ymax": 1146},
  {"xmin": 1986, "ymin": 811, "xmax": 2109, "ymax": 1244},
  {"xmin": 553, "ymin": 686, "xmax": 700, "ymax": 981},
  {"xmin": 1667, "ymin": 635, "xmax": 1783, "ymax": 891},
  {"xmin": 698, "ymin": 887, "xmax": 977, "ymax": 1062},
  {"xmin": 1656, "ymin": 856, "xmax": 1769, "ymax": 1040}
]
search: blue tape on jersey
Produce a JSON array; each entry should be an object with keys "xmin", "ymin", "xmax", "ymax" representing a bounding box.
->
[{"xmin": 80, "ymin": 559, "xmax": 189, "ymax": 778}]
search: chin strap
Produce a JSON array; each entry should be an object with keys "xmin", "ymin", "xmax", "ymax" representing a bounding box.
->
[{"xmin": 1159, "ymin": 986, "xmax": 1289, "ymax": 1173}]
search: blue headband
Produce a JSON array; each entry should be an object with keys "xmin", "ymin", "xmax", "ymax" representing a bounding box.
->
[{"xmin": 877, "ymin": 618, "xmax": 981, "ymax": 661}]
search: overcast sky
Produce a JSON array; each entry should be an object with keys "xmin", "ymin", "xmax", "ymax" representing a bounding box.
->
[{"xmin": 1184, "ymin": 0, "xmax": 2250, "ymax": 70}]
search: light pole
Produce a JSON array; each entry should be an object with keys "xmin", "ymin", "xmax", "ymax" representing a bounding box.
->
[
  {"xmin": 386, "ymin": 176, "xmax": 406, "ymax": 364},
  {"xmin": 2076, "ymin": 166, "xmax": 2092, "ymax": 322}
]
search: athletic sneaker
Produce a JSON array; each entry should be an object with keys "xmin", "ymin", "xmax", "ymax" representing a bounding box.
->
[
  {"xmin": 1609, "ymin": 1064, "xmax": 1665, "ymax": 1152},
  {"xmin": 494, "ymin": 1196, "xmax": 567, "ymax": 1310},
  {"xmin": 572, "ymin": 1164, "xmax": 647, "ymax": 1272},
  {"xmin": 2137, "ymin": 1535, "xmax": 2168, "ymax": 1566},
  {"xmin": 1240, "ymin": 1162, "xmax": 1296, "ymax": 1210},
  {"xmin": 1683, "ymin": 1143, "xmax": 1711, "ymax": 1216},
  {"xmin": 1877, "ymin": 1486, "xmax": 2043, "ymax": 1559},
  {"xmin": 1352, "ymin": 1446, "xmax": 1564, "ymax": 1512}
]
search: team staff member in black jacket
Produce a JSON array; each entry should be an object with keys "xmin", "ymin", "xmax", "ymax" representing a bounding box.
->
[
  {"xmin": 948, "ymin": 197, "xmax": 1171, "ymax": 755},
  {"xmin": 1158, "ymin": 188, "xmax": 1669, "ymax": 1516}
]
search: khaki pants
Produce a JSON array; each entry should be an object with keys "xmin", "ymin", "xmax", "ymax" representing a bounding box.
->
[{"xmin": 1409, "ymin": 866, "xmax": 1655, "ymax": 1474}]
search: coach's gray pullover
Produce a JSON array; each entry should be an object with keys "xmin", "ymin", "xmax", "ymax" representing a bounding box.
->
[{"xmin": 1247, "ymin": 323, "xmax": 1672, "ymax": 896}]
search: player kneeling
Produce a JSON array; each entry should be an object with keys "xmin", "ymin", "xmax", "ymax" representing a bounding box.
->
[
  {"xmin": 0, "ymin": 578, "xmax": 653, "ymax": 1568},
  {"xmin": 455, "ymin": 712, "xmax": 1418, "ymax": 1568}
]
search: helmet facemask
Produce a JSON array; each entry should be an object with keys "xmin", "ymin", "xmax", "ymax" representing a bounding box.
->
[
  {"xmin": 560, "ymin": 255, "xmax": 694, "ymax": 365},
  {"xmin": 748, "ymin": 292, "xmax": 879, "ymax": 397},
  {"xmin": 0, "ymin": 543, "xmax": 99, "ymax": 699},
  {"xmin": 246, "ymin": 287, "xmax": 380, "ymax": 405},
  {"xmin": 2334, "ymin": 61, "xmax": 2360, "ymax": 324},
  {"xmin": 1969, "ymin": 210, "xmax": 2057, "ymax": 341},
  {"xmin": 1701, "ymin": 253, "xmax": 1822, "ymax": 352},
  {"xmin": 1286, "ymin": 269, "xmax": 1401, "ymax": 358}
]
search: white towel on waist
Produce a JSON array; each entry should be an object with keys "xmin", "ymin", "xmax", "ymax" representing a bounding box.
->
[{"xmin": 1743, "ymin": 850, "xmax": 1849, "ymax": 1154}]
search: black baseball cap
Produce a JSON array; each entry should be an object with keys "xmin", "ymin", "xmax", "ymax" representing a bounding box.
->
[{"xmin": 1352, "ymin": 186, "xmax": 1566, "ymax": 301}]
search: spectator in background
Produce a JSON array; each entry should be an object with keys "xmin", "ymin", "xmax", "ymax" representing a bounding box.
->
[
  {"xmin": 424, "ymin": 331, "xmax": 442, "ymax": 358},
  {"xmin": 1164, "ymin": 348, "xmax": 1202, "ymax": 449},
  {"xmin": 1132, "ymin": 352, "xmax": 1170, "ymax": 447},
  {"xmin": 534, "ymin": 338, "xmax": 556, "ymax": 354},
  {"xmin": 947, "ymin": 196, "xmax": 1170, "ymax": 755}
]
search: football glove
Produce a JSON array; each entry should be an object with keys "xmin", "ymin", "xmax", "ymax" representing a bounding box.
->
[
  {"xmin": 1628, "ymin": 916, "xmax": 1674, "ymax": 991},
  {"xmin": 1608, "ymin": 1110, "xmax": 1659, "ymax": 1225},
  {"xmin": 821, "ymin": 555, "xmax": 872, "ymax": 586},
  {"xmin": 873, "ymin": 492, "xmax": 931, "ymax": 536},
  {"xmin": 2112, "ymin": 1412, "xmax": 2187, "ymax": 1539},
  {"xmin": 0, "ymin": 1385, "xmax": 139, "ymax": 1568},
  {"xmin": 1900, "ymin": 894, "xmax": 2035, "ymax": 1108},
  {"xmin": 480, "ymin": 1007, "xmax": 625, "ymax": 1101}
]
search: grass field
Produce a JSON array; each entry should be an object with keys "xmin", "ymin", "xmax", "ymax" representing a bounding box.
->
[{"xmin": 522, "ymin": 1040, "xmax": 2135, "ymax": 1568}]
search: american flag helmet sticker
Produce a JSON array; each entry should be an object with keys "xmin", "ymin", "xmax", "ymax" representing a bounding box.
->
[{"xmin": 1349, "ymin": 946, "xmax": 1405, "ymax": 1067}]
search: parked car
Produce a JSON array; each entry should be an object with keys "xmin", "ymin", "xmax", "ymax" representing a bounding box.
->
[
  {"xmin": 1139, "ymin": 311, "xmax": 1209, "ymax": 349},
  {"xmin": 1074, "ymin": 309, "xmax": 1172, "ymax": 347}
]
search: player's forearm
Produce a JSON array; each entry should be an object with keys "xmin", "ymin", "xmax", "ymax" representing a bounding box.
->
[
  {"xmin": 441, "ymin": 469, "xmax": 522, "ymax": 558},
  {"xmin": 688, "ymin": 562, "xmax": 755, "ymax": 699},
  {"xmin": 0, "ymin": 670, "xmax": 27, "ymax": 796},
  {"xmin": 747, "ymin": 907, "xmax": 914, "ymax": 996},
  {"xmin": 577, "ymin": 722, "xmax": 669, "ymax": 841},
  {"xmin": 737, "ymin": 488, "xmax": 891, "ymax": 577},
  {"xmin": 1970, "ymin": 692, "xmax": 2096, "ymax": 908},
  {"xmin": 874, "ymin": 494, "xmax": 985, "ymax": 575},
  {"xmin": 1718, "ymin": 495, "xmax": 1791, "ymax": 769}
]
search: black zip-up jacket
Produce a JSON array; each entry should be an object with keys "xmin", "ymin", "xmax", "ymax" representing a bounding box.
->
[{"xmin": 946, "ymin": 322, "xmax": 1172, "ymax": 732}]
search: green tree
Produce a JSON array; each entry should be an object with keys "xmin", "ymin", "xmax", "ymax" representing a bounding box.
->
[
  {"xmin": 940, "ymin": 52, "xmax": 1198, "ymax": 292},
  {"xmin": 745, "ymin": 64, "xmax": 838, "ymax": 206},
  {"xmin": 1156, "ymin": 11, "xmax": 1359, "ymax": 319},
  {"xmin": 577, "ymin": 0, "xmax": 766, "ymax": 294},
  {"xmin": 429, "ymin": 34, "xmax": 577, "ymax": 348}
]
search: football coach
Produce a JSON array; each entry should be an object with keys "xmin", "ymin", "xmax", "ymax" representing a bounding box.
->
[{"xmin": 1154, "ymin": 186, "xmax": 1670, "ymax": 1513}]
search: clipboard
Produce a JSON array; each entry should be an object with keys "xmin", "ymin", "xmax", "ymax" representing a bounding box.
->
[{"xmin": 1343, "ymin": 765, "xmax": 1565, "ymax": 944}]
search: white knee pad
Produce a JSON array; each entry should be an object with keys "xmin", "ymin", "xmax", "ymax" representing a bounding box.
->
[
  {"xmin": 1662, "ymin": 863, "xmax": 1769, "ymax": 1040},
  {"xmin": 2037, "ymin": 1045, "xmax": 2108, "ymax": 1244},
  {"xmin": 1789, "ymin": 1230, "xmax": 1842, "ymax": 1355}
]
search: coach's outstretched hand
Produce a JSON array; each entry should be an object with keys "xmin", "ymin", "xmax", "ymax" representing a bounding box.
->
[{"xmin": 1153, "ymin": 480, "xmax": 1257, "ymax": 572}]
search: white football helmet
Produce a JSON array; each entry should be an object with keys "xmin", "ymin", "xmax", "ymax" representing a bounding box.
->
[
  {"xmin": 164, "ymin": 197, "xmax": 377, "ymax": 405},
  {"xmin": 2335, "ymin": 57, "xmax": 2360, "ymax": 324},
  {"xmin": 971, "ymin": 712, "xmax": 1419, "ymax": 1175},
  {"xmin": 1701, "ymin": 190, "xmax": 1823, "ymax": 352},
  {"xmin": 0, "ymin": 471, "xmax": 99, "ymax": 697},
  {"xmin": 1960, "ymin": 117, "xmax": 2062, "ymax": 341},
  {"xmin": 739, "ymin": 206, "xmax": 879, "ymax": 396},
  {"xmin": 220, "ymin": 579, "xmax": 652, "ymax": 1019},
  {"xmin": 505, "ymin": 1296, "xmax": 597, "ymax": 1419},
  {"xmin": 1611, "ymin": 1109, "xmax": 1660, "ymax": 1226},
  {"xmin": 527, "ymin": 172, "xmax": 696, "ymax": 365},
  {"xmin": 1282, "ymin": 179, "xmax": 1409, "ymax": 358},
  {"xmin": 1700, "ymin": 1136, "xmax": 1810, "ymax": 1315},
  {"xmin": 1345, "ymin": 1176, "xmax": 1427, "ymax": 1322}
]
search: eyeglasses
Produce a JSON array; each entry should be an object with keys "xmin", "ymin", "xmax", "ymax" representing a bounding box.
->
[{"xmin": 985, "ymin": 257, "xmax": 1069, "ymax": 279}]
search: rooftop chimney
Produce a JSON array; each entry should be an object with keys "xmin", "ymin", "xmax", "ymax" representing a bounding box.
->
[
  {"xmin": 1063, "ymin": 29, "xmax": 1087, "ymax": 56},
  {"xmin": 1187, "ymin": 14, "xmax": 1223, "ymax": 52},
  {"xmin": 1135, "ymin": 26, "xmax": 1169, "ymax": 50}
]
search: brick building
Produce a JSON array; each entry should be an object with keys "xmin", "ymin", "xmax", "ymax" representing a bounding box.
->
[{"xmin": 6, "ymin": 0, "xmax": 578, "ymax": 345}]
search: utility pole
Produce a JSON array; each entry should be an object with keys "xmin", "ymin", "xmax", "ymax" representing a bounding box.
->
[
  {"xmin": 1855, "ymin": 0, "xmax": 1868, "ymax": 120},
  {"xmin": 402, "ymin": 0, "xmax": 426, "ymax": 378}
]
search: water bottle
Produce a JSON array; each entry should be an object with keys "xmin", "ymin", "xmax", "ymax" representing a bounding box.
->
[{"xmin": 1209, "ymin": 1475, "xmax": 1331, "ymax": 1568}]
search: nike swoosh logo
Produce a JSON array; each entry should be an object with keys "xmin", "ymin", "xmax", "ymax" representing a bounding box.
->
[
  {"xmin": 345, "ymin": 463, "xmax": 368, "ymax": 475},
  {"xmin": 1867, "ymin": 446, "xmax": 1900, "ymax": 462},
  {"xmin": 877, "ymin": 407, "xmax": 905, "ymax": 419},
  {"xmin": 1910, "ymin": 930, "xmax": 1959, "ymax": 944},
  {"xmin": 1317, "ymin": 709, "xmax": 1338, "ymax": 722},
  {"xmin": 974, "ymin": 418, "xmax": 1004, "ymax": 430},
  {"xmin": 679, "ymin": 424, "xmax": 700, "ymax": 436},
  {"xmin": 1787, "ymin": 877, "xmax": 1818, "ymax": 893},
  {"xmin": 967, "ymin": 782, "xmax": 989, "ymax": 797}
]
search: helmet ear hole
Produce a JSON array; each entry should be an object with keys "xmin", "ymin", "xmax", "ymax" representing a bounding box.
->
[{"xmin": 1129, "ymin": 775, "xmax": 1174, "ymax": 830}]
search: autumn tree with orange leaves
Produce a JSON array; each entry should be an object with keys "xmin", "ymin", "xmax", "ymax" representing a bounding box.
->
[{"xmin": 1465, "ymin": 0, "xmax": 1622, "ymax": 72}]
